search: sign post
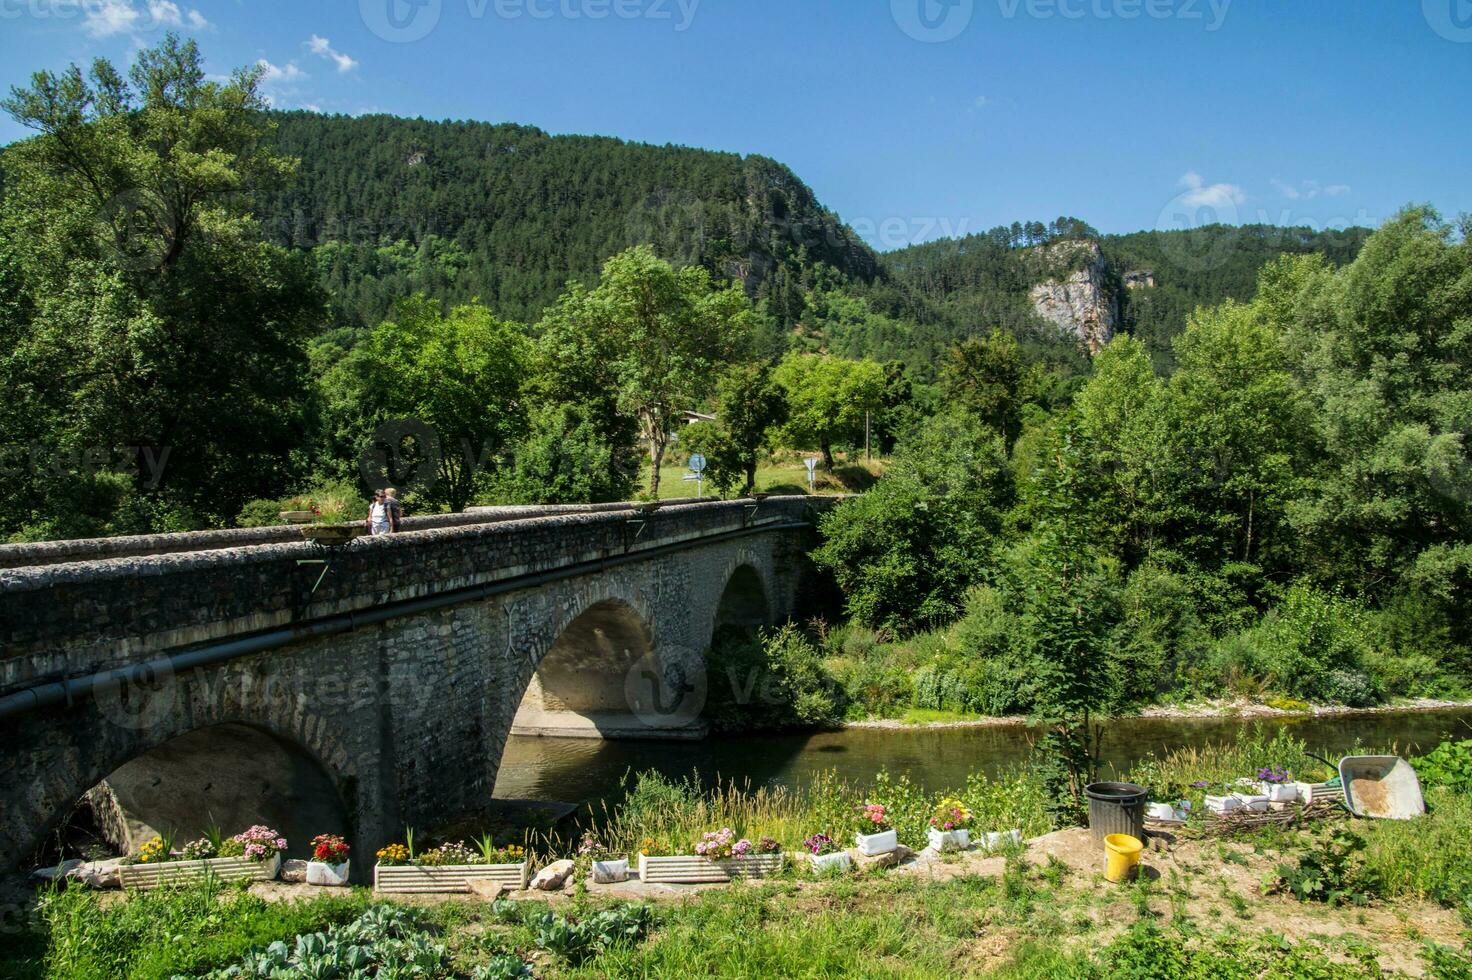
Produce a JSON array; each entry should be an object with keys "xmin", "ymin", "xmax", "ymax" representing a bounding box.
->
[
  {"xmin": 804, "ymin": 456, "xmax": 818, "ymax": 493},
  {"xmin": 688, "ymin": 453, "xmax": 707, "ymax": 498}
]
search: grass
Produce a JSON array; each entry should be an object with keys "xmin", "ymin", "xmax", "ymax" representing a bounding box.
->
[{"xmin": 643, "ymin": 452, "xmax": 885, "ymax": 500}]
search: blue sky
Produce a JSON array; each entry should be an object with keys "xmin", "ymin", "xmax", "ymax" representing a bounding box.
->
[{"xmin": 1, "ymin": 0, "xmax": 1468, "ymax": 249}]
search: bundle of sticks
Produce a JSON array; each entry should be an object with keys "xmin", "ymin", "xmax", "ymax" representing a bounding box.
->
[{"xmin": 1179, "ymin": 798, "xmax": 1348, "ymax": 839}]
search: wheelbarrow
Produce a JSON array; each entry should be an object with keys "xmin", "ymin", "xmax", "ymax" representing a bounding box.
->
[{"xmin": 1338, "ymin": 756, "xmax": 1425, "ymax": 820}]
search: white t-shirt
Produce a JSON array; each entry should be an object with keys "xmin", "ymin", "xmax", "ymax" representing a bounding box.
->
[{"xmin": 370, "ymin": 501, "xmax": 392, "ymax": 531}]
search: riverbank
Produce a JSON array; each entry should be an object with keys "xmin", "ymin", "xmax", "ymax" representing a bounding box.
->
[
  {"xmin": 843, "ymin": 697, "xmax": 1472, "ymax": 730},
  {"xmin": 10, "ymin": 730, "xmax": 1471, "ymax": 977}
]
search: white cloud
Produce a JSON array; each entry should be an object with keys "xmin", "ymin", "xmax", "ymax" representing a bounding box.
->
[
  {"xmin": 973, "ymin": 95, "xmax": 989, "ymax": 109},
  {"xmin": 81, "ymin": 0, "xmax": 210, "ymax": 36},
  {"xmin": 1178, "ymin": 170, "xmax": 1246, "ymax": 209},
  {"xmin": 257, "ymin": 59, "xmax": 308, "ymax": 84},
  {"xmin": 82, "ymin": 0, "xmax": 141, "ymax": 36},
  {"xmin": 1271, "ymin": 177, "xmax": 1353, "ymax": 200},
  {"xmin": 307, "ymin": 34, "xmax": 358, "ymax": 73}
]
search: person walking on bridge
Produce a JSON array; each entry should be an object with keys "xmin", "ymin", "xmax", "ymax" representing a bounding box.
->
[{"xmin": 367, "ymin": 490, "xmax": 396, "ymax": 536}]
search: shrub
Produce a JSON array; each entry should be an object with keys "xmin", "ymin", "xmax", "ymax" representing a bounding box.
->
[
  {"xmin": 1412, "ymin": 740, "xmax": 1472, "ymax": 794},
  {"xmin": 1268, "ymin": 830, "xmax": 1381, "ymax": 906}
]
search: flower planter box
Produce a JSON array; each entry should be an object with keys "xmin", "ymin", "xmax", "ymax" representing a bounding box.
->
[
  {"xmin": 808, "ymin": 851, "xmax": 851, "ymax": 874},
  {"xmin": 119, "ymin": 853, "xmax": 281, "ymax": 891},
  {"xmin": 373, "ymin": 860, "xmax": 530, "ymax": 894},
  {"xmin": 592, "ymin": 858, "xmax": 630, "ymax": 884},
  {"xmin": 927, "ymin": 828, "xmax": 971, "ymax": 853},
  {"xmin": 1204, "ymin": 795, "xmax": 1241, "ymax": 815},
  {"xmin": 854, "ymin": 830, "xmax": 897, "ymax": 856},
  {"xmin": 1232, "ymin": 793, "xmax": 1270, "ymax": 812},
  {"xmin": 982, "ymin": 829, "xmax": 1023, "ymax": 850},
  {"xmin": 1261, "ymin": 782, "xmax": 1298, "ymax": 803},
  {"xmin": 637, "ymin": 853, "xmax": 783, "ymax": 884},
  {"xmin": 306, "ymin": 859, "xmax": 350, "ymax": 886}
]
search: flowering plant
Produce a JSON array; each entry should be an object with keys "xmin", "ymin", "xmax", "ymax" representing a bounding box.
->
[
  {"xmin": 638, "ymin": 838, "xmax": 665, "ymax": 857},
  {"xmin": 180, "ymin": 837, "xmax": 217, "ymax": 861},
  {"xmin": 804, "ymin": 832, "xmax": 840, "ymax": 856},
  {"xmin": 929, "ymin": 798, "xmax": 973, "ymax": 831},
  {"xmin": 232, "ymin": 826, "xmax": 287, "ymax": 862},
  {"xmin": 137, "ymin": 836, "xmax": 169, "ymax": 864},
  {"xmin": 855, "ymin": 803, "xmax": 892, "ymax": 833},
  {"xmin": 693, "ymin": 828, "xmax": 756, "ymax": 860},
  {"xmin": 1257, "ymin": 766, "xmax": 1292, "ymax": 785},
  {"xmin": 418, "ymin": 841, "xmax": 478, "ymax": 866},
  {"xmin": 376, "ymin": 843, "xmax": 410, "ymax": 866},
  {"xmin": 576, "ymin": 832, "xmax": 619, "ymax": 862},
  {"xmin": 311, "ymin": 834, "xmax": 350, "ymax": 863},
  {"xmin": 476, "ymin": 843, "xmax": 526, "ymax": 865},
  {"xmin": 756, "ymin": 837, "xmax": 781, "ymax": 855}
]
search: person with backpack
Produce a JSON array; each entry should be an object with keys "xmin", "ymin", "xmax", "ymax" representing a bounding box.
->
[{"xmin": 382, "ymin": 488, "xmax": 403, "ymax": 532}]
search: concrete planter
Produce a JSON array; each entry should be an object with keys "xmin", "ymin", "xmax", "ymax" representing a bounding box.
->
[
  {"xmin": 854, "ymin": 830, "xmax": 897, "ymax": 856},
  {"xmin": 373, "ymin": 860, "xmax": 530, "ymax": 894},
  {"xmin": 306, "ymin": 859, "xmax": 351, "ymax": 886},
  {"xmin": 927, "ymin": 828, "xmax": 971, "ymax": 853},
  {"xmin": 983, "ymin": 829, "xmax": 1023, "ymax": 851},
  {"xmin": 592, "ymin": 858, "xmax": 630, "ymax": 884},
  {"xmin": 638, "ymin": 853, "xmax": 783, "ymax": 884},
  {"xmin": 808, "ymin": 851, "xmax": 851, "ymax": 874},
  {"xmin": 1261, "ymin": 782, "xmax": 1298, "ymax": 803},
  {"xmin": 1232, "ymin": 793, "xmax": 1271, "ymax": 812},
  {"xmin": 119, "ymin": 853, "xmax": 281, "ymax": 891},
  {"xmin": 1204, "ymin": 795, "xmax": 1241, "ymax": 815}
]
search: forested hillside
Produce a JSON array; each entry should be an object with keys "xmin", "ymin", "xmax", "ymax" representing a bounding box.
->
[
  {"xmin": 879, "ymin": 221, "xmax": 1372, "ymax": 371},
  {"xmin": 252, "ymin": 112, "xmax": 882, "ymax": 330}
]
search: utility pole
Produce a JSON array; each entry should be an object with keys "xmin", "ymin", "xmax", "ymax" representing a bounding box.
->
[{"xmin": 865, "ymin": 410, "xmax": 872, "ymax": 463}]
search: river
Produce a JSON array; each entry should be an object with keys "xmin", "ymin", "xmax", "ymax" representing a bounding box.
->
[{"xmin": 492, "ymin": 708, "xmax": 1472, "ymax": 808}]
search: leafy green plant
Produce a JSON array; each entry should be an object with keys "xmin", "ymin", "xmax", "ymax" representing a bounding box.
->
[
  {"xmin": 1412, "ymin": 739, "xmax": 1472, "ymax": 794},
  {"xmin": 530, "ymin": 904, "xmax": 652, "ymax": 965},
  {"xmin": 1268, "ymin": 830, "xmax": 1382, "ymax": 906}
]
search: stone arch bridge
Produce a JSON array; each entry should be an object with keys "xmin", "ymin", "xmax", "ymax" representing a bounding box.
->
[{"xmin": 0, "ymin": 497, "xmax": 830, "ymax": 876}]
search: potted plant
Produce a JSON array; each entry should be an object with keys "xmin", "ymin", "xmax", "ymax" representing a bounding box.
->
[
  {"xmin": 373, "ymin": 828, "xmax": 530, "ymax": 894},
  {"xmin": 982, "ymin": 828, "xmax": 1023, "ymax": 851},
  {"xmin": 853, "ymin": 803, "xmax": 897, "ymax": 856},
  {"xmin": 1257, "ymin": 766, "xmax": 1298, "ymax": 803},
  {"xmin": 638, "ymin": 830, "xmax": 783, "ymax": 884},
  {"xmin": 306, "ymin": 834, "xmax": 351, "ymax": 886},
  {"xmin": 578, "ymin": 832, "xmax": 629, "ymax": 884},
  {"xmin": 803, "ymin": 833, "xmax": 851, "ymax": 874},
  {"xmin": 118, "ymin": 826, "xmax": 285, "ymax": 890},
  {"xmin": 927, "ymin": 798, "xmax": 973, "ymax": 852}
]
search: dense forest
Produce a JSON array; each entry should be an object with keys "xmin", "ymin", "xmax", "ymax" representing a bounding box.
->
[{"xmin": 3, "ymin": 38, "xmax": 1467, "ymax": 735}]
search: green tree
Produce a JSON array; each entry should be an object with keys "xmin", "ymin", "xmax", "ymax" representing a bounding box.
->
[
  {"xmin": 540, "ymin": 246, "xmax": 753, "ymax": 497},
  {"xmin": 812, "ymin": 412, "xmax": 1013, "ymax": 634},
  {"xmin": 483, "ymin": 402, "xmax": 637, "ymax": 505},
  {"xmin": 0, "ymin": 36, "xmax": 320, "ymax": 536},
  {"xmin": 712, "ymin": 361, "xmax": 788, "ymax": 494},
  {"xmin": 319, "ymin": 296, "xmax": 529, "ymax": 513},
  {"xmin": 774, "ymin": 352, "xmax": 885, "ymax": 469},
  {"xmin": 1278, "ymin": 208, "xmax": 1472, "ymax": 594},
  {"xmin": 938, "ymin": 328, "xmax": 1026, "ymax": 447}
]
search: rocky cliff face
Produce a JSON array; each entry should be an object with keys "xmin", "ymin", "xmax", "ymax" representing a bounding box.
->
[{"xmin": 1028, "ymin": 240, "xmax": 1117, "ymax": 355}]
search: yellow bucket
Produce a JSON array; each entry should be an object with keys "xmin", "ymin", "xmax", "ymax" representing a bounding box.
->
[{"xmin": 1103, "ymin": 833, "xmax": 1143, "ymax": 883}]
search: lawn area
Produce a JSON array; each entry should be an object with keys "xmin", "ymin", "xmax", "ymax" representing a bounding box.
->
[{"xmin": 643, "ymin": 451, "xmax": 885, "ymax": 500}]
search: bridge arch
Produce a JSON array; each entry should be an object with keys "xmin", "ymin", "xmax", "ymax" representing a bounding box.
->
[
  {"xmin": 16, "ymin": 674, "xmax": 361, "ymax": 872},
  {"xmin": 510, "ymin": 595, "xmax": 686, "ymax": 740},
  {"xmin": 714, "ymin": 563, "xmax": 772, "ymax": 635}
]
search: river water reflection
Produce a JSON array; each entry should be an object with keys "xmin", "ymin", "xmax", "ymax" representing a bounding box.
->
[{"xmin": 492, "ymin": 708, "xmax": 1472, "ymax": 808}]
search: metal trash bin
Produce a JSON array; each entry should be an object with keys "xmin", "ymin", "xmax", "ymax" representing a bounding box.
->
[{"xmin": 1085, "ymin": 782, "xmax": 1148, "ymax": 844}]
